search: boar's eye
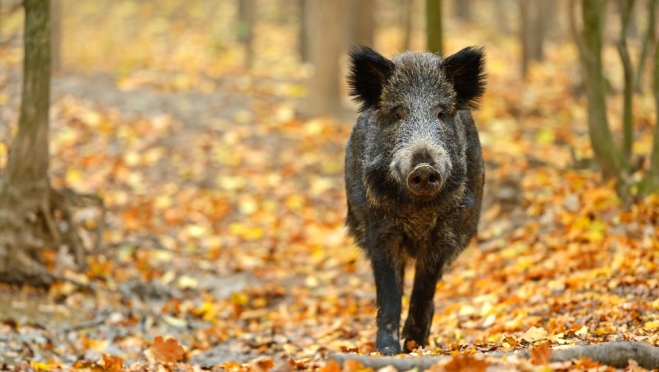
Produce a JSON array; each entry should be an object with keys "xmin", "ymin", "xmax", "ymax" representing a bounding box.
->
[
  {"xmin": 435, "ymin": 106, "xmax": 447, "ymax": 120},
  {"xmin": 391, "ymin": 106, "xmax": 405, "ymax": 121}
]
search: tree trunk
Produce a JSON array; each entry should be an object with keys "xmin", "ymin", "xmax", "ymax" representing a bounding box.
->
[
  {"xmin": 0, "ymin": 0, "xmax": 52, "ymax": 286},
  {"xmin": 455, "ymin": 0, "xmax": 471, "ymax": 21},
  {"xmin": 520, "ymin": 0, "xmax": 531, "ymax": 77},
  {"xmin": 532, "ymin": 0, "xmax": 553, "ymax": 61},
  {"xmin": 617, "ymin": 0, "xmax": 635, "ymax": 160},
  {"xmin": 349, "ymin": 0, "xmax": 375, "ymax": 48},
  {"xmin": 634, "ymin": 0, "xmax": 657, "ymax": 92},
  {"xmin": 520, "ymin": 0, "xmax": 553, "ymax": 77},
  {"xmin": 238, "ymin": 0, "xmax": 256, "ymax": 69},
  {"xmin": 639, "ymin": 34, "xmax": 659, "ymax": 195},
  {"xmin": 0, "ymin": 0, "xmax": 85, "ymax": 287},
  {"xmin": 579, "ymin": 0, "xmax": 629, "ymax": 179},
  {"xmin": 426, "ymin": 0, "xmax": 443, "ymax": 55},
  {"xmin": 304, "ymin": 0, "xmax": 347, "ymax": 117},
  {"xmin": 494, "ymin": 0, "xmax": 510, "ymax": 34},
  {"xmin": 50, "ymin": 0, "xmax": 62, "ymax": 73},
  {"xmin": 298, "ymin": 0, "xmax": 310, "ymax": 63},
  {"xmin": 401, "ymin": 0, "xmax": 415, "ymax": 51}
]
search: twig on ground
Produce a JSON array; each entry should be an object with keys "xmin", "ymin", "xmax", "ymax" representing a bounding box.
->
[{"xmin": 328, "ymin": 341, "xmax": 659, "ymax": 371}]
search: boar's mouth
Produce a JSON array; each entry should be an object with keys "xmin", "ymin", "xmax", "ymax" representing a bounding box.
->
[{"xmin": 406, "ymin": 163, "xmax": 442, "ymax": 196}]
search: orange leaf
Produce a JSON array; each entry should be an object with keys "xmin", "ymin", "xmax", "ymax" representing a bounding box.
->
[
  {"xmin": 100, "ymin": 354, "xmax": 125, "ymax": 371},
  {"xmin": 343, "ymin": 359, "xmax": 368, "ymax": 372},
  {"xmin": 148, "ymin": 336, "xmax": 185, "ymax": 364},
  {"xmin": 502, "ymin": 336, "xmax": 521, "ymax": 348},
  {"xmin": 248, "ymin": 356, "xmax": 276, "ymax": 372},
  {"xmin": 444, "ymin": 355, "xmax": 488, "ymax": 372},
  {"xmin": 572, "ymin": 357, "xmax": 604, "ymax": 369},
  {"xmin": 319, "ymin": 360, "xmax": 342, "ymax": 372},
  {"xmin": 530, "ymin": 342, "xmax": 552, "ymax": 365},
  {"xmin": 406, "ymin": 340, "xmax": 420, "ymax": 352}
]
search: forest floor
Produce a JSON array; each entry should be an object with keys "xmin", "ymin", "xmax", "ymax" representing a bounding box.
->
[{"xmin": 1, "ymin": 2, "xmax": 659, "ymax": 372}]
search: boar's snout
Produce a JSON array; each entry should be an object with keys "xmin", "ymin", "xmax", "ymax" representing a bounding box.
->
[{"xmin": 406, "ymin": 163, "xmax": 442, "ymax": 196}]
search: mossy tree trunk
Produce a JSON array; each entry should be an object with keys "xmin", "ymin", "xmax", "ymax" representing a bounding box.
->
[
  {"xmin": 425, "ymin": 0, "xmax": 443, "ymax": 55},
  {"xmin": 0, "ymin": 0, "xmax": 84, "ymax": 287},
  {"xmin": 617, "ymin": 0, "xmax": 635, "ymax": 159},
  {"xmin": 579, "ymin": 0, "xmax": 629, "ymax": 180},
  {"xmin": 639, "ymin": 35, "xmax": 659, "ymax": 194}
]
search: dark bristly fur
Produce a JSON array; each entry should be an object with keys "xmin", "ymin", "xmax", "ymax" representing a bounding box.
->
[{"xmin": 344, "ymin": 47, "xmax": 486, "ymax": 355}]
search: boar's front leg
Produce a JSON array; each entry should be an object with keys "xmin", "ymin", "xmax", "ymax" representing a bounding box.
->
[
  {"xmin": 401, "ymin": 258, "xmax": 444, "ymax": 352},
  {"xmin": 367, "ymin": 228, "xmax": 404, "ymax": 355}
]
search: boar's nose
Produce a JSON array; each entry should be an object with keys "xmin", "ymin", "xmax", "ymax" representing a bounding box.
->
[{"xmin": 406, "ymin": 163, "xmax": 442, "ymax": 196}]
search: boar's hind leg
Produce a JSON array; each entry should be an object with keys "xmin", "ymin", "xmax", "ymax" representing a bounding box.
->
[
  {"xmin": 368, "ymin": 233, "xmax": 404, "ymax": 355},
  {"xmin": 401, "ymin": 258, "xmax": 443, "ymax": 352}
]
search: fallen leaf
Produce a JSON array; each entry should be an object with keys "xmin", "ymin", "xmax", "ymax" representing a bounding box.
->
[
  {"xmin": 99, "ymin": 354, "xmax": 125, "ymax": 371},
  {"xmin": 521, "ymin": 326, "xmax": 548, "ymax": 343},
  {"xmin": 444, "ymin": 355, "xmax": 489, "ymax": 372},
  {"xmin": 406, "ymin": 339, "xmax": 420, "ymax": 352},
  {"xmin": 343, "ymin": 359, "xmax": 368, "ymax": 372},
  {"xmin": 146, "ymin": 336, "xmax": 185, "ymax": 364},
  {"xmin": 530, "ymin": 342, "xmax": 552, "ymax": 365},
  {"xmin": 248, "ymin": 356, "xmax": 276, "ymax": 372},
  {"xmin": 319, "ymin": 360, "xmax": 342, "ymax": 372}
]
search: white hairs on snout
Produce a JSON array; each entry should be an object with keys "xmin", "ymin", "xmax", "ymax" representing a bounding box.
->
[{"xmin": 388, "ymin": 136, "xmax": 452, "ymax": 185}]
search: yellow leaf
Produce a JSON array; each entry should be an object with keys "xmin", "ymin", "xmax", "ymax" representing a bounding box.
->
[
  {"xmin": 66, "ymin": 169, "xmax": 84, "ymax": 184},
  {"xmin": 231, "ymin": 292, "xmax": 249, "ymax": 306},
  {"xmin": 185, "ymin": 224, "xmax": 208, "ymax": 238},
  {"xmin": 521, "ymin": 326, "xmax": 548, "ymax": 342},
  {"xmin": 177, "ymin": 275, "xmax": 198, "ymax": 289},
  {"xmin": 575, "ymin": 325, "xmax": 588, "ymax": 336},
  {"xmin": 535, "ymin": 128, "xmax": 555, "ymax": 145}
]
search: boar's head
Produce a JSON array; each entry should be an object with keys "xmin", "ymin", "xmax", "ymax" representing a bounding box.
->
[{"xmin": 348, "ymin": 46, "xmax": 485, "ymax": 204}]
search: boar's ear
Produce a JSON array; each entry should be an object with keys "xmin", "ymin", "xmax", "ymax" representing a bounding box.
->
[
  {"xmin": 348, "ymin": 46, "xmax": 394, "ymax": 112},
  {"xmin": 441, "ymin": 47, "xmax": 486, "ymax": 110}
]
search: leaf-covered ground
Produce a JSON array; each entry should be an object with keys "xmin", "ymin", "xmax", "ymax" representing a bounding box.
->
[{"xmin": 1, "ymin": 2, "xmax": 658, "ymax": 371}]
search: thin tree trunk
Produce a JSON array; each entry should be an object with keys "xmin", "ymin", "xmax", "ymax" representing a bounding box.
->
[
  {"xmin": 50, "ymin": 0, "xmax": 62, "ymax": 73},
  {"xmin": 304, "ymin": 0, "xmax": 347, "ymax": 117},
  {"xmin": 532, "ymin": 0, "xmax": 553, "ymax": 61},
  {"xmin": 298, "ymin": 0, "xmax": 309, "ymax": 63},
  {"xmin": 494, "ymin": 0, "xmax": 510, "ymax": 34},
  {"xmin": 634, "ymin": 0, "xmax": 657, "ymax": 92},
  {"xmin": 401, "ymin": 0, "xmax": 414, "ymax": 51},
  {"xmin": 0, "ymin": 0, "xmax": 52, "ymax": 286},
  {"xmin": 639, "ymin": 37, "xmax": 659, "ymax": 195},
  {"xmin": 521, "ymin": 0, "xmax": 553, "ymax": 77},
  {"xmin": 617, "ymin": 0, "xmax": 635, "ymax": 159},
  {"xmin": 238, "ymin": 0, "xmax": 255, "ymax": 69},
  {"xmin": 520, "ymin": 0, "xmax": 531, "ymax": 77},
  {"xmin": 455, "ymin": 0, "xmax": 471, "ymax": 21},
  {"xmin": 350, "ymin": 0, "xmax": 375, "ymax": 48},
  {"xmin": 426, "ymin": 0, "xmax": 443, "ymax": 55},
  {"xmin": 579, "ymin": 0, "xmax": 629, "ymax": 179}
]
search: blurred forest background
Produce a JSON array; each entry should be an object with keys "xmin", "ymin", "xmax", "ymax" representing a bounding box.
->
[{"xmin": 0, "ymin": 0, "xmax": 658, "ymax": 370}]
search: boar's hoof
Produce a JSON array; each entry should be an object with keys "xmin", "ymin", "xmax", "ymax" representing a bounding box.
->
[
  {"xmin": 407, "ymin": 164, "xmax": 442, "ymax": 196},
  {"xmin": 377, "ymin": 343, "xmax": 401, "ymax": 356}
]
